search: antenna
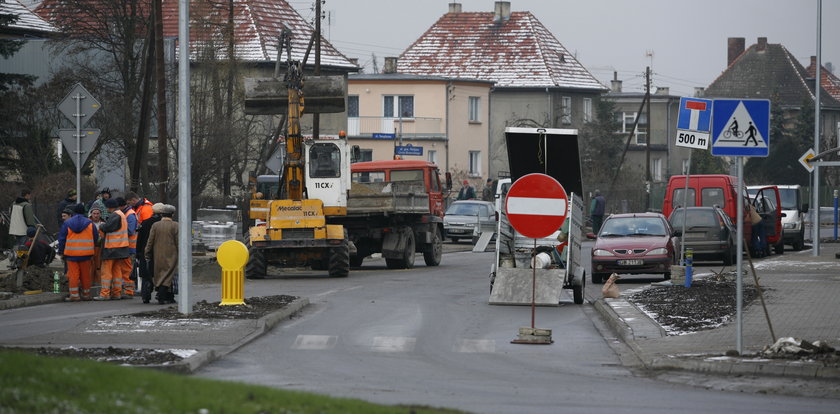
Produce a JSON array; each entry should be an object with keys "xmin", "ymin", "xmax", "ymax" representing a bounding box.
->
[{"xmin": 371, "ymin": 52, "xmax": 379, "ymax": 74}]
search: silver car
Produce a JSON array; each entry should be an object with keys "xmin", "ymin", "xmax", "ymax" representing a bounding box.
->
[{"xmin": 444, "ymin": 200, "xmax": 496, "ymax": 243}]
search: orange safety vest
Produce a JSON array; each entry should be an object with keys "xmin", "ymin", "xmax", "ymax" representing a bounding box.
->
[
  {"xmin": 135, "ymin": 199, "xmax": 154, "ymax": 223},
  {"xmin": 105, "ymin": 210, "xmax": 129, "ymax": 249},
  {"xmin": 65, "ymin": 222, "xmax": 96, "ymax": 257},
  {"xmin": 124, "ymin": 208, "xmax": 138, "ymax": 250}
]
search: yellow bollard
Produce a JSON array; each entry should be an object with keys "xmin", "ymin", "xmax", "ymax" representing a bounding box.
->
[{"xmin": 217, "ymin": 240, "xmax": 249, "ymax": 306}]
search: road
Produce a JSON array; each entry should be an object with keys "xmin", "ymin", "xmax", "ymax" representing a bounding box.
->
[{"xmin": 196, "ymin": 247, "xmax": 838, "ymax": 413}]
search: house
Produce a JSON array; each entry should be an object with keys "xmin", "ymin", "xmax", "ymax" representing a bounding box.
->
[
  {"xmin": 395, "ymin": 1, "xmax": 607, "ymax": 178},
  {"xmin": 0, "ymin": 0, "xmax": 57, "ymax": 86},
  {"xmin": 705, "ymin": 37, "xmax": 840, "ymax": 155},
  {"xmin": 347, "ymin": 62, "xmax": 493, "ymax": 181}
]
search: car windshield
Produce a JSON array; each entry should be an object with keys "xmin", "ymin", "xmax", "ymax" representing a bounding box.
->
[
  {"xmin": 600, "ymin": 217, "xmax": 667, "ymax": 237},
  {"xmin": 778, "ymin": 188, "xmax": 797, "ymax": 210},
  {"xmin": 446, "ymin": 203, "xmax": 482, "ymax": 216},
  {"xmin": 669, "ymin": 209, "xmax": 719, "ymax": 229}
]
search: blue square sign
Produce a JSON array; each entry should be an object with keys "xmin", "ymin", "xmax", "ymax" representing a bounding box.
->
[{"xmin": 711, "ymin": 99, "xmax": 770, "ymax": 157}]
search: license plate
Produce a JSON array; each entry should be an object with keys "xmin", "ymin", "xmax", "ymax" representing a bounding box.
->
[
  {"xmin": 448, "ymin": 229, "xmax": 468, "ymax": 234},
  {"xmin": 617, "ymin": 259, "xmax": 643, "ymax": 266}
]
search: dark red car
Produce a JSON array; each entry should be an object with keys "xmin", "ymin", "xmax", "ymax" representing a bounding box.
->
[{"xmin": 590, "ymin": 213, "xmax": 678, "ymax": 283}]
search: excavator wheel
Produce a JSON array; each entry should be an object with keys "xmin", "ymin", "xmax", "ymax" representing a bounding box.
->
[
  {"xmin": 245, "ymin": 246, "xmax": 267, "ymax": 279},
  {"xmin": 328, "ymin": 244, "xmax": 350, "ymax": 278},
  {"xmin": 423, "ymin": 226, "xmax": 442, "ymax": 266}
]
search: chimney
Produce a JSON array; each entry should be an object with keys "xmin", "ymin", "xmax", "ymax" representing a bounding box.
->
[
  {"xmin": 610, "ymin": 71, "xmax": 622, "ymax": 93},
  {"xmin": 757, "ymin": 37, "xmax": 767, "ymax": 52},
  {"xmin": 694, "ymin": 87, "xmax": 705, "ymax": 98},
  {"xmin": 383, "ymin": 57, "xmax": 398, "ymax": 74},
  {"xmin": 448, "ymin": 2, "xmax": 461, "ymax": 13},
  {"xmin": 656, "ymin": 86, "xmax": 670, "ymax": 95},
  {"xmin": 494, "ymin": 1, "xmax": 511, "ymax": 23},
  {"xmin": 727, "ymin": 37, "xmax": 745, "ymax": 66}
]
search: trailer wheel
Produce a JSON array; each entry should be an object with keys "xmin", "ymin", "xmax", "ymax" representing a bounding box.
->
[
  {"xmin": 328, "ymin": 244, "xmax": 350, "ymax": 278},
  {"xmin": 572, "ymin": 275, "xmax": 585, "ymax": 305},
  {"xmin": 386, "ymin": 228, "xmax": 415, "ymax": 269},
  {"xmin": 423, "ymin": 226, "xmax": 442, "ymax": 266},
  {"xmin": 245, "ymin": 246, "xmax": 267, "ymax": 279}
]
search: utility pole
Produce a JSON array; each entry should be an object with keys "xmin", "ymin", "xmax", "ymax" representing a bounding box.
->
[
  {"xmin": 153, "ymin": 0, "xmax": 169, "ymax": 202},
  {"xmin": 645, "ymin": 66, "xmax": 652, "ymax": 211},
  {"xmin": 312, "ymin": 0, "xmax": 322, "ymax": 139}
]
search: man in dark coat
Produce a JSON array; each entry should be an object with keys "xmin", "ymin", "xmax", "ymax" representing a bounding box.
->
[
  {"xmin": 56, "ymin": 189, "xmax": 78, "ymax": 227},
  {"xmin": 136, "ymin": 203, "xmax": 164, "ymax": 303}
]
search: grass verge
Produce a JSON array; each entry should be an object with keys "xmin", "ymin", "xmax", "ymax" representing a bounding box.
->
[{"xmin": 0, "ymin": 350, "xmax": 464, "ymax": 414}]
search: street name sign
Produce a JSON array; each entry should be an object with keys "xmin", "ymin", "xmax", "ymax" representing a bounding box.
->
[
  {"xmin": 675, "ymin": 97, "xmax": 713, "ymax": 150},
  {"xmin": 395, "ymin": 144, "xmax": 423, "ymax": 156},
  {"xmin": 505, "ymin": 173, "xmax": 568, "ymax": 239},
  {"xmin": 372, "ymin": 133, "xmax": 395, "ymax": 139},
  {"xmin": 711, "ymin": 99, "xmax": 770, "ymax": 157}
]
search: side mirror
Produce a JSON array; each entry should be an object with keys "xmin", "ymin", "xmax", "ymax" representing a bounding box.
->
[
  {"xmin": 585, "ymin": 232, "xmax": 597, "ymax": 240},
  {"xmin": 351, "ymin": 145, "xmax": 361, "ymax": 163},
  {"xmin": 801, "ymin": 203, "xmax": 809, "ymax": 213},
  {"xmin": 445, "ymin": 172, "xmax": 453, "ymax": 190}
]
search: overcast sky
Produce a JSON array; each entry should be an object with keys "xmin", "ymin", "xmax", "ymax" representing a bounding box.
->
[{"xmin": 291, "ymin": 0, "xmax": 838, "ymax": 97}]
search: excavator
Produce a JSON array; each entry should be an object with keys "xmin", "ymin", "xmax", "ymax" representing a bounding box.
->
[{"xmin": 243, "ymin": 30, "xmax": 353, "ymax": 278}]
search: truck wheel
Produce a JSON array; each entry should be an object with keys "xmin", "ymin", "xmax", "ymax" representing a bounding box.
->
[
  {"xmin": 774, "ymin": 240, "xmax": 784, "ymax": 255},
  {"xmin": 793, "ymin": 237, "xmax": 804, "ymax": 251},
  {"xmin": 386, "ymin": 229, "xmax": 415, "ymax": 269},
  {"xmin": 328, "ymin": 244, "xmax": 350, "ymax": 278},
  {"xmin": 423, "ymin": 227, "xmax": 442, "ymax": 266},
  {"xmin": 245, "ymin": 246, "xmax": 267, "ymax": 279}
]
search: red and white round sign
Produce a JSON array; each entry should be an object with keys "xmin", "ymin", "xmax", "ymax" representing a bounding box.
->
[{"xmin": 504, "ymin": 173, "xmax": 568, "ymax": 239}]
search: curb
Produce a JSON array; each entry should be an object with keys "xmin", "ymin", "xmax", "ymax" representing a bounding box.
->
[
  {"xmin": 161, "ymin": 297, "xmax": 311, "ymax": 374},
  {"xmin": 0, "ymin": 292, "xmax": 64, "ymax": 310},
  {"xmin": 593, "ymin": 297, "xmax": 840, "ymax": 380}
]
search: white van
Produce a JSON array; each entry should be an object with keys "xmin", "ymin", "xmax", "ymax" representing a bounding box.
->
[{"xmin": 748, "ymin": 184, "xmax": 807, "ymax": 251}]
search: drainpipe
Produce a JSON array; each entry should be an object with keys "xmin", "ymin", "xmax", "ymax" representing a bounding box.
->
[
  {"xmin": 446, "ymin": 81, "xmax": 451, "ymax": 173},
  {"xmin": 667, "ymin": 97, "xmax": 675, "ymax": 176},
  {"xmin": 546, "ymin": 87, "xmax": 551, "ymax": 127}
]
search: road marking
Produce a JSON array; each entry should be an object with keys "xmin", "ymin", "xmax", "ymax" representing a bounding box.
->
[
  {"xmin": 454, "ymin": 339, "xmax": 495, "ymax": 353},
  {"xmin": 292, "ymin": 335, "xmax": 337, "ymax": 350},
  {"xmin": 371, "ymin": 336, "xmax": 416, "ymax": 352}
]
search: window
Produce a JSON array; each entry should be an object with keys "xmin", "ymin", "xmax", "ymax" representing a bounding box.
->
[
  {"xmin": 348, "ymin": 95, "xmax": 359, "ymax": 117},
  {"xmin": 352, "ymin": 171, "xmax": 385, "ymax": 183},
  {"xmin": 468, "ymin": 96, "xmax": 481, "ymax": 122},
  {"xmin": 468, "ymin": 151, "xmax": 481, "ymax": 177},
  {"xmin": 383, "ymin": 95, "xmax": 414, "ymax": 118},
  {"xmin": 652, "ymin": 158, "xmax": 662, "ymax": 181},
  {"xmin": 427, "ymin": 149, "xmax": 437, "ymax": 165},
  {"xmin": 615, "ymin": 112, "xmax": 647, "ymax": 144},
  {"xmin": 391, "ymin": 169, "xmax": 424, "ymax": 182},
  {"xmin": 701, "ymin": 188, "xmax": 725, "ymax": 208},
  {"xmin": 672, "ymin": 188, "xmax": 696, "ymax": 208},
  {"xmin": 359, "ymin": 149, "xmax": 372, "ymax": 162},
  {"xmin": 430, "ymin": 169, "xmax": 440, "ymax": 192},
  {"xmin": 309, "ymin": 143, "xmax": 341, "ymax": 178},
  {"xmin": 583, "ymin": 98, "xmax": 592, "ymax": 122},
  {"xmin": 561, "ymin": 96, "xmax": 572, "ymax": 124}
]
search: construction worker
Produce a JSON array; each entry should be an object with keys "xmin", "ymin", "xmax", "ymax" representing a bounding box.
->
[
  {"xmin": 95, "ymin": 198, "xmax": 129, "ymax": 300},
  {"xmin": 88, "ymin": 207, "xmax": 105, "ymax": 288},
  {"xmin": 124, "ymin": 192, "xmax": 154, "ymax": 224},
  {"xmin": 116, "ymin": 197, "xmax": 138, "ymax": 297},
  {"xmin": 57, "ymin": 203, "xmax": 98, "ymax": 301}
]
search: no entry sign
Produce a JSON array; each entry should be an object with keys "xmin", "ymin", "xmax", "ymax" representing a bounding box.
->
[{"xmin": 505, "ymin": 173, "xmax": 568, "ymax": 239}]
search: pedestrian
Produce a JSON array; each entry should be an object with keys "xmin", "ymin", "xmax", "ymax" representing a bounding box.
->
[
  {"xmin": 124, "ymin": 192, "xmax": 155, "ymax": 224},
  {"xmin": 23, "ymin": 226, "xmax": 54, "ymax": 267},
  {"xmin": 145, "ymin": 204, "xmax": 178, "ymax": 304},
  {"xmin": 56, "ymin": 189, "xmax": 78, "ymax": 227},
  {"xmin": 481, "ymin": 178, "xmax": 495, "ymax": 202},
  {"xmin": 117, "ymin": 197, "xmax": 138, "ymax": 297},
  {"xmin": 457, "ymin": 180, "xmax": 476, "ymax": 200},
  {"xmin": 748, "ymin": 202, "xmax": 766, "ymax": 257},
  {"xmin": 94, "ymin": 198, "xmax": 130, "ymax": 300},
  {"xmin": 590, "ymin": 189, "xmax": 606, "ymax": 234},
  {"xmin": 9, "ymin": 189, "xmax": 37, "ymax": 248},
  {"xmin": 57, "ymin": 203, "xmax": 98, "ymax": 302},
  {"xmin": 136, "ymin": 203, "xmax": 164, "ymax": 304},
  {"xmin": 88, "ymin": 207, "xmax": 105, "ymax": 289},
  {"xmin": 88, "ymin": 188, "xmax": 111, "ymax": 220}
]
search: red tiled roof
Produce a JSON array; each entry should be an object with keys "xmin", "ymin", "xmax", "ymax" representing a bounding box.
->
[
  {"xmin": 805, "ymin": 60, "xmax": 840, "ymax": 102},
  {"xmin": 397, "ymin": 11, "xmax": 605, "ymax": 90},
  {"xmin": 0, "ymin": 0, "xmax": 57, "ymax": 36},
  {"xmin": 35, "ymin": 0, "xmax": 356, "ymax": 69}
]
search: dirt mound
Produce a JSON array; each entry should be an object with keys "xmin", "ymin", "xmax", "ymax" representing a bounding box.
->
[{"xmin": 0, "ymin": 266, "xmax": 66, "ymax": 294}]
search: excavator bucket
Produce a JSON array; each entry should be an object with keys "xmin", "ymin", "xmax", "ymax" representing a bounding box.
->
[{"xmin": 244, "ymin": 76, "xmax": 347, "ymax": 115}]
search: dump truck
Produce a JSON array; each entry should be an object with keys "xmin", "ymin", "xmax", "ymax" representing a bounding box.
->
[{"xmin": 488, "ymin": 127, "xmax": 586, "ymax": 305}]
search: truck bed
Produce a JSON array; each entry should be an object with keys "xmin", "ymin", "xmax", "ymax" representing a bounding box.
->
[{"xmin": 346, "ymin": 180, "xmax": 431, "ymax": 215}]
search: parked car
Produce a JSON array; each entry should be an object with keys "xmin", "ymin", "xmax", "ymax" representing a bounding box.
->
[
  {"xmin": 444, "ymin": 200, "xmax": 496, "ymax": 244},
  {"xmin": 748, "ymin": 185, "xmax": 806, "ymax": 251},
  {"xmin": 669, "ymin": 206, "xmax": 737, "ymax": 266},
  {"xmin": 590, "ymin": 213, "xmax": 678, "ymax": 283}
]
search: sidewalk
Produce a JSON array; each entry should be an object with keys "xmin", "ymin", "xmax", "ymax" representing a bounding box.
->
[{"xmin": 594, "ymin": 241, "xmax": 840, "ymax": 379}]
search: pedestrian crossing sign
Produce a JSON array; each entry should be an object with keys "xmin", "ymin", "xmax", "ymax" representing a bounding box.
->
[{"xmin": 711, "ymin": 99, "xmax": 770, "ymax": 157}]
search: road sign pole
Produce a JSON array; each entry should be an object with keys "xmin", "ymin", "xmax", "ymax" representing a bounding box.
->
[
  {"xmin": 75, "ymin": 93, "xmax": 82, "ymax": 202},
  {"xmin": 680, "ymin": 151, "xmax": 691, "ymax": 265},
  {"xmin": 736, "ymin": 156, "xmax": 743, "ymax": 355}
]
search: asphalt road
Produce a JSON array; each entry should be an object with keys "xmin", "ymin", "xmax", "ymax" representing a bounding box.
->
[{"xmin": 196, "ymin": 249, "xmax": 838, "ymax": 413}]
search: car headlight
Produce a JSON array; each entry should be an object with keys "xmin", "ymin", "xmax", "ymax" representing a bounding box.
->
[
  {"xmin": 783, "ymin": 223, "xmax": 795, "ymax": 229},
  {"xmin": 646, "ymin": 248, "xmax": 668, "ymax": 255},
  {"xmin": 592, "ymin": 249, "xmax": 615, "ymax": 257}
]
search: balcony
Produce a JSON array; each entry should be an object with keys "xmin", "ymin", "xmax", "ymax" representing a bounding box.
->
[{"xmin": 347, "ymin": 116, "xmax": 444, "ymax": 139}]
